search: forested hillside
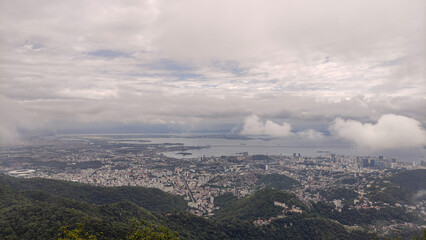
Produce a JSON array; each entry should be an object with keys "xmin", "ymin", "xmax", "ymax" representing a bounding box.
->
[{"xmin": 0, "ymin": 174, "xmax": 376, "ymax": 240}]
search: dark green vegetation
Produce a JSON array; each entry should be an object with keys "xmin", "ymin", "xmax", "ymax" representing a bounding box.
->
[
  {"xmin": 319, "ymin": 187, "xmax": 358, "ymax": 206},
  {"xmin": 211, "ymin": 188, "xmax": 374, "ymax": 240},
  {"xmin": 256, "ymin": 173, "xmax": 300, "ymax": 190},
  {"xmin": 212, "ymin": 192, "xmax": 237, "ymax": 208},
  {"xmin": 311, "ymin": 201, "xmax": 418, "ymax": 226},
  {"xmin": 368, "ymin": 169, "xmax": 426, "ymax": 205},
  {"xmin": 0, "ymin": 174, "xmax": 187, "ymax": 212},
  {"xmin": 0, "ymin": 174, "xmax": 377, "ymax": 240},
  {"xmin": 58, "ymin": 219, "xmax": 180, "ymax": 240},
  {"xmin": 0, "ymin": 181, "xmax": 169, "ymax": 239},
  {"xmin": 339, "ymin": 177, "xmax": 358, "ymax": 185},
  {"xmin": 313, "ymin": 170, "xmax": 426, "ymax": 239},
  {"xmin": 212, "ymin": 188, "xmax": 305, "ymax": 221}
]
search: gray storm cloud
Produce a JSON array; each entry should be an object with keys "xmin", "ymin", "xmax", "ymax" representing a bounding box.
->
[{"xmin": 329, "ymin": 114, "xmax": 426, "ymax": 149}]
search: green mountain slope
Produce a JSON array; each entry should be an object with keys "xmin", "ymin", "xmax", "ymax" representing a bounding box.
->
[
  {"xmin": 256, "ymin": 173, "xmax": 300, "ymax": 190},
  {"xmin": 368, "ymin": 169, "xmax": 426, "ymax": 204},
  {"xmin": 211, "ymin": 188, "xmax": 374, "ymax": 239},
  {"xmin": 0, "ymin": 175, "xmax": 375, "ymax": 240},
  {"xmin": 0, "ymin": 174, "xmax": 187, "ymax": 213},
  {"xmin": 212, "ymin": 188, "xmax": 306, "ymax": 221},
  {"xmin": 0, "ymin": 183, "xmax": 163, "ymax": 239}
]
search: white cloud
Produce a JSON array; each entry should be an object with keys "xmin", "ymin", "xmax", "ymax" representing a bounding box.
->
[
  {"xmin": 0, "ymin": 0, "xmax": 425, "ymax": 142},
  {"xmin": 241, "ymin": 115, "xmax": 293, "ymax": 137},
  {"xmin": 329, "ymin": 114, "xmax": 426, "ymax": 149},
  {"xmin": 297, "ymin": 129, "xmax": 324, "ymax": 140},
  {"xmin": 240, "ymin": 115, "xmax": 326, "ymax": 139}
]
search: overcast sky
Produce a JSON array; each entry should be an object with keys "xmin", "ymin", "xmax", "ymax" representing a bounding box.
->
[{"xmin": 1, "ymin": 0, "xmax": 425, "ymax": 149}]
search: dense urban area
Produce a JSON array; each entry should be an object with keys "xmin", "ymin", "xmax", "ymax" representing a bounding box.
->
[{"xmin": 1, "ymin": 135, "xmax": 425, "ymax": 239}]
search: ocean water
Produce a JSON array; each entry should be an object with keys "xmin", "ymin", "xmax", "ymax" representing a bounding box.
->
[{"xmin": 108, "ymin": 134, "xmax": 425, "ymax": 162}]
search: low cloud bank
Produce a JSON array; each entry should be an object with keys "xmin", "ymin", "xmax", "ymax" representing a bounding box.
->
[
  {"xmin": 240, "ymin": 114, "xmax": 426, "ymax": 148},
  {"xmin": 240, "ymin": 115, "xmax": 323, "ymax": 139},
  {"xmin": 0, "ymin": 95, "xmax": 42, "ymax": 145},
  {"xmin": 329, "ymin": 114, "xmax": 426, "ymax": 149},
  {"xmin": 297, "ymin": 129, "xmax": 324, "ymax": 140},
  {"xmin": 241, "ymin": 115, "xmax": 293, "ymax": 137}
]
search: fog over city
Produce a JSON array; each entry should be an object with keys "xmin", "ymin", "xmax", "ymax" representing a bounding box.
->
[{"xmin": 1, "ymin": 0, "xmax": 425, "ymax": 152}]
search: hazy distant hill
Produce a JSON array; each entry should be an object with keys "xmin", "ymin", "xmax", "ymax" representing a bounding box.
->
[
  {"xmin": 368, "ymin": 169, "xmax": 426, "ymax": 204},
  {"xmin": 390, "ymin": 169, "xmax": 426, "ymax": 192},
  {"xmin": 0, "ymin": 175, "xmax": 375, "ymax": 240}
]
